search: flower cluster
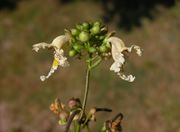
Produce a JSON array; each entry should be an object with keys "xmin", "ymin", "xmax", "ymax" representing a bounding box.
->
[
  {"xmin": 32, "ymin": 21, "xmax": 142, "ymax": 82},
  {"xmin": 50, "ymin": 98, "xmax": 112, "ymax": 131}
]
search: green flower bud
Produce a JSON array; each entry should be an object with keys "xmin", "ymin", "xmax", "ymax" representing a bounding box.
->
[
  {"xmin": 71, "ymin": 28, "xmax": 79, "ymax": 36},
  {"xmin": 69, "ymin": 50, "xmax": 77, "ymax": 57},
  {"xmin": 73, "ymin": 44, "xmax": 82, "ymax": 52},
  {"xmin": 82, "ymin": 22, "xmax": 89, "ymax": 30},
  {"xmin": 58, "ymin": 111, "xmax": 69, "ymax": 125},
  {"xmin": 99, "ymin": 45, "xmax": 108, "ymax": 53},
  {"xmin": 105, "ymin": 42, "xmax": 111, "ymax": 48},
  {"xmin": 93, "ymin": 21, "xmax": 101, "ymax": 26},
  {"xmin": 101, "ymin": 125, "xmax": 107, "ymax": 132},
  {"xmin": 99, "ymin": 36, "xmax": 105, "ymax": 40},
  {"xmin": 76, "ymin": 24, "xmax": 83, "ymax": 30},
  {"xmin": 79, "ymin": 31, "xmax": 90, "ymax": 42},
  {"xmin": 88, "ymin": 47, "xmax": 96, "ymax": 53},
  {"xmin": 58, "ymin": 119, "xmax": 67, "ymax": 125},
  {"xmin": 91, "ymin": 25, "xmax": 100, "ymax": 35}
]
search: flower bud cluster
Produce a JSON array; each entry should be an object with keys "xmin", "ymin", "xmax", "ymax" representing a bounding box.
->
[
  {"xmin": 68, "ymin": 21, "xmax": 111, "ymax": 57},
  {"xmin": 50, "ymin": 98, "xmax": 69, "ymax": 125}
]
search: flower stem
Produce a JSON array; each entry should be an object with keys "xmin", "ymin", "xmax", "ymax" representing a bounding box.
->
[
  {"xmin": 80, "ymin": 66, "xmax": 91, "ymax": 119},
  {"xmin": 85, "ymin": 125, "xmax": 90, "ymax": 132},
  {"xmin": 75, "ymin": 122, "xmax": 81, "ymax": 132},
  {"xmin": 80, "ymin": 55, "xmax": 102, "ymax": 120},
  {"xmin": 64, "ymin": 110, "xmax": 81, "ymax": 132}
]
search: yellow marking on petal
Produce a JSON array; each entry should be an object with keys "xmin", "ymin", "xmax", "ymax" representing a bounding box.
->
[{"xmin": 52, "ymin": 58, "xmax": 59, "ymax": 67}]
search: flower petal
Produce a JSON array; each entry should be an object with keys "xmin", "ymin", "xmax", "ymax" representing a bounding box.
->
[
  {"xmin": 40, "ymin": 49, "xmax": 69, "ymax": 81},
  {"xmin": 127, "ymin": 45, "xmax": 142, "ymax": 56},
  {"xmin": 32, "ymin": 42, "xmax": 50, "ymax": 52},
  {"xmin": 40, "ymin": 59, "xmax": 59, "ymax": 81},
  {"xmin": 110, "ymin": 59, "xmax": 123, "ymax": 73},
  {"xmin": 117, "ymin": 73, "xmax": 135, "ymax": 82},
  {"xmin": 108, "ymin": 36, "xmax": 142, "ymax": 82},
  {"xmin": 51, "ymin": 35, "xmax": 70, "ymax": 49}
]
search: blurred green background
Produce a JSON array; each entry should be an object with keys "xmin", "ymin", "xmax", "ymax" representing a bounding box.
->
[{"xmin": 0, "ymin": 0, "xmax": 179, "ymax": 132}]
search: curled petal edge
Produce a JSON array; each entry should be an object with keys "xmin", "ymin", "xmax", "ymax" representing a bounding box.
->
[{"xmin": 32, "ymin": 42, "xmax": 51, "ymax": 52}]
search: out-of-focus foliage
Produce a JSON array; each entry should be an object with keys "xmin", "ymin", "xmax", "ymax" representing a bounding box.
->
[
  {"xmin": 0, "ymin": 0, "xmax": 21, "ymax": 10},
  {"xmin": 59, "ymin": 0, "xmax": 176, "ymax": 31}
]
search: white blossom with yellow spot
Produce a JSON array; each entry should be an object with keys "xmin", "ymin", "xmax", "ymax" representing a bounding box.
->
[{"xmin": 32, "ymin": 34, "xmax": 70, "ymax": 81}]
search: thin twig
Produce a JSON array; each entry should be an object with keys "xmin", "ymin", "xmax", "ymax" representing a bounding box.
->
[{"xmin": 96, "ymin": 108, "xmax": 112, "ymax": 112}]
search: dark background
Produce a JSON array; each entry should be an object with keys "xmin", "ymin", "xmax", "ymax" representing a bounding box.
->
[{"xmin": 0, "ymin": 0, "xmax": 179, "ymax": 132}]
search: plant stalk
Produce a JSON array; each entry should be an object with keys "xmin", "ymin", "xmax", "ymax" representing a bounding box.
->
[{"xmin": 80, "ymin": 66, "xmax": 91, "ymax": 119}]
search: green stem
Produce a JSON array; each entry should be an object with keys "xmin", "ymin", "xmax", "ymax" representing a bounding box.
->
[
  {"xmin": 80, "ymin": 66, "xmax": 91, "ymax": 118},
  {"xmin": 75, "ymin": 122, "xmax": 81, "ymax": 132},
  {"xmin": 85, "ymin": 125, "xmax": 90, "ymax": 132},
  {"xmin": 90, "ymin": 57, "xmax": 102, "ymax": 69}
]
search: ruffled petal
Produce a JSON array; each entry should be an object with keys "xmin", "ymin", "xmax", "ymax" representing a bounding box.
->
[
  {"xmin": 108, "ymin": 36, "xmax": 142, "ymax": 82},
  {"xmin": 117, "ymin": 73, "xmax": 135, "ymax": 82},
  {"xmin": 127, "ymin": 45, "xmax": 142, "ymax": 56}
]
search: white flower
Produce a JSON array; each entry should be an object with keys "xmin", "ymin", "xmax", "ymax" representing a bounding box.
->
[
  {"xmin": 107, "ymin": 37, "xmax": 142, "ymax": 82},
  {"xmin": 32, "ymin": 34, "xmax": 70, "ymax": 81}
]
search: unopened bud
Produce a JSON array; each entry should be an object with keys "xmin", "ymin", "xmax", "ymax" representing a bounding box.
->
[
  {"xmin": 82, "ymin": 22, "xmax": 90, "ymax": 30},
  {"xmin": 93, "ymin": 21, "xmax": 101, "ymax": 26},
  {"xmin": 50, "ymin": 104, "xmax": 58, "ymax": 114},
  {"xmin": 99, "ymin": 45, "xmax": 108, "ymax": 53},
  {"xmin": 90, "ymin": 25, "xmax": 100, "ymax": 35},
  {"xmin": 58, "ymin": 110, "xmax": 69, "ymax": 125},
  {"xmin": 68, "ymin": 98, "xmax": 81, "ymax": 110},
  {"xmin": 89, "ymin": 108, "xmax": 96, "ymax": 121},
  {"xmin": 73, "ymin": 44, "xmax": 82, "ymax": 52},
  {"xmin": 106, "ymin": 43, "xmax": 111, "ymax": 49},
  {"xmin": 89, "ymin": 108, "xmax": 96, "ymax": 115},
  {"xmin": 69, "ymin": 50, "xmax": 77, "ymax": 57},
  {"xmin": 79, "ymin": 31, "xmax": 90, "ymax": 42},
  {"xmin": 76, "ymin": 24, "xmax": 83, "ymax": 30},
  {"xmin": 71, "ymin": 28, "xmax": 79, "ymax": 36},
  {"xmin": 88, "ymin": 47, "xmax": 96, "ymax": 53}
]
